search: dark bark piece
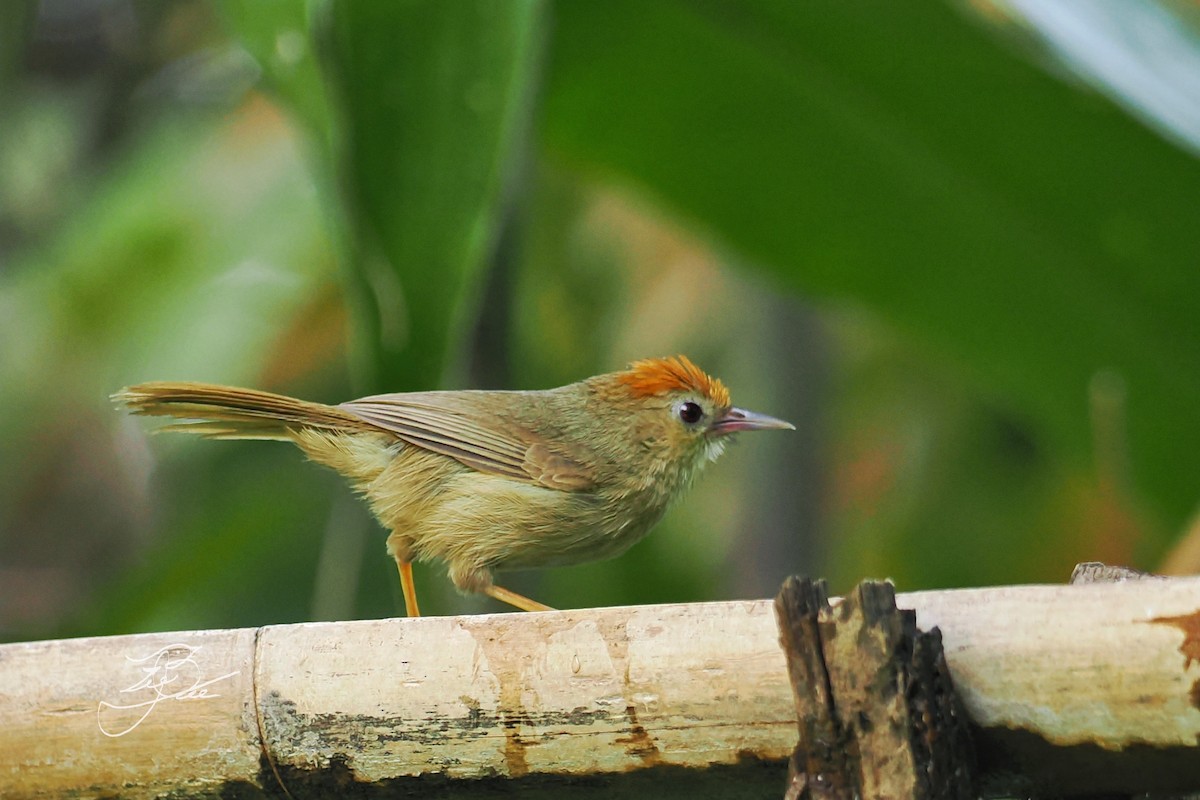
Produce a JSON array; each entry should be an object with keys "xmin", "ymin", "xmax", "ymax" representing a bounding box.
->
[
  {"xmin": 775, "ymin": 577, "xmax": 852, "ymax": 799},
  {"xmin": 775, "ymin": 577, "xmax": 977, "ymax": 799}
]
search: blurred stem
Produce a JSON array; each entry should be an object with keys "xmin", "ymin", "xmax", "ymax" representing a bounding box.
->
[
  {"xmin": 310, "ymin": 491, "xmax": 369, "ymax": 622},
  {"xmin": 731, "ymin": 294, "xmax": 831, "ymax": 597},
  {"xmin": 464, "ymin": 206, "xmax": 518, "ymax": 390},
  {"xmin": 1089, "ymin": 369, "xmax": 1130, "ymax": 494},
  {"xmin": 0, "ymin": 0, "xmax": 34, "ymax": 99}
]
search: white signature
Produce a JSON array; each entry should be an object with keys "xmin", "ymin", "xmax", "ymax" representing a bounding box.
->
[{"xmin": 96, "ymin": 643, "xmax": 240, "ymax": 737}]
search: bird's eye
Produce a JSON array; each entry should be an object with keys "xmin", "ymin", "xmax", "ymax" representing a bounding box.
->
[{"xmin": 677, "ymin": 401, "xmax": 703, "ymax": 425}]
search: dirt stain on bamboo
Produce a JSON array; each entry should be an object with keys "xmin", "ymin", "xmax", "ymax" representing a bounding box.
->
[
  {"xmin": 616, "ymin": 704, "xmax": 664, "ymax": 766},
  {"xmin": 1148, "ymin": 609, "xmax": 1200, "ymax": 710},
  {"xmin": 460, "ymin": 613, "xmax": 593, "ymax": 778},
  {"xmin": 462, "ymin": 616, "xmax": 536, "ymax": 778},
  {"xmin": 592, "ymin": 611, "xmax": 668, "ymax": 766}
]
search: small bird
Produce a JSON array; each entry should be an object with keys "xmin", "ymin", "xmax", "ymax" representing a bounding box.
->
[{"xmin": 114, "ymin": 355, "xmax": 793, "ymax": 616}]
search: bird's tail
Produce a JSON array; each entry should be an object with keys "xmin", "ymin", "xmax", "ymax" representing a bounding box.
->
[{"xmin": 113, "ymin": 382, "xmax": 370, "ymax": 441}]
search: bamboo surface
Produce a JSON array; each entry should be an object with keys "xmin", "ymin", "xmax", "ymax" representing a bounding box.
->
[{"xmin": 2, "ymin": 577, "xmax": 1199, "ymax": 798}]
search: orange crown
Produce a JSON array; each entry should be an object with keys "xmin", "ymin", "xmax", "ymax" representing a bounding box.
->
[{"xmin": 616, "ymin": 355, "xmax": 730, "ymax": 407}]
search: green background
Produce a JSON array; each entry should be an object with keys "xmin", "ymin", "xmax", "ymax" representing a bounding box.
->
[{"xmin": 1, "ymin": 0, "xmax": 1196, "ymax": 640}]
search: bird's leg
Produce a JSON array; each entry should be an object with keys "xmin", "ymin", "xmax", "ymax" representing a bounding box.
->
[
  {"xmin": 451, "ymin": 563, "xmax": 554, "ymax": 612},
  {"xmin": 386, "ymin": 532, "xmax": 420, "ymax": 617},
  {"xmin": 394, "ymin": 557, "xmax": 421, "ymax": 617},
  {"xmin": 484, "ymin": 584, "xmax": 554, "ymax": 613}
]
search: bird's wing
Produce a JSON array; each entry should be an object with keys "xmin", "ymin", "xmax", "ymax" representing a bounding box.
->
[
  {"xmin": 521, "ymin": 442, "xmax": 596, "ymax": 492},
  {"xmin": 339, "ymin": 393, "xmax": 595, "ymax": 491}
]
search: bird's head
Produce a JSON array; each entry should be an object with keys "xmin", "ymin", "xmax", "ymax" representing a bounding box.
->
[{"xmin": 605, "ymin": 355, "xmax": 794, "ymax": 484}]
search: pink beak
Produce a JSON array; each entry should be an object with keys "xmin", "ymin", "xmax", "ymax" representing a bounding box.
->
[{"xmin": 709, "ymin": 407, "xmax": 795, "ymax": 435}]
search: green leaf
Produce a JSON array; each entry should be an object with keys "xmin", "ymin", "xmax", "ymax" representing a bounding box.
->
[
  {"xmin": 322, "ymin": 0, "xmax": 546, "ymax": 390},
  {"xmin": 544, "ymin": 0, "xmax": 1200, "ymax": 527},
  {"xmin": 215, "ymin": 0, "xmax": 332, "ymax": 142}
]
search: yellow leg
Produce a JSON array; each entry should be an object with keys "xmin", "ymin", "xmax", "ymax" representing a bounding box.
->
[
  {"xmin": 484, "ymin": 584, "xmax": 555, "ymax": 612},
  {"xmin": 395, "ymin": 558, "xmax": 421, "ymax": 617}
]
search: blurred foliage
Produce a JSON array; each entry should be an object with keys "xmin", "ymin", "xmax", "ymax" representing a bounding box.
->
[{"xmin": 1, "ymin": 0, "xmax": 1197, "ymax": 642}]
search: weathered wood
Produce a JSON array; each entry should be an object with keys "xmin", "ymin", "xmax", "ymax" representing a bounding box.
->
[
  {"xmin": 775, "ymin": 578, "xmax": 851, "ymax": 800},
  {"xmin": 909, "ymin": 580, "xmax": 1200, "ymax": 796},
  {"xmin": 0, "ymin": 628, "xmax": 263, "ymax": 798},
  {"xmin": 0, "ymin": 603, "xmax": 793, "ymax": 799},
  {"xmin": 1069, "ymin": 561, "xmax": 1157, "ymax": 584},
  {"xmin": 254, "ymin": 604, "xmax": 792, "ymax": 797},
  {"xmin": 1, "ymin": 577, "xmax": 1199, "ymax": 797},
  {"xmin": 776, "ymin": 578, "xmax": 975, "ymax": 799}
]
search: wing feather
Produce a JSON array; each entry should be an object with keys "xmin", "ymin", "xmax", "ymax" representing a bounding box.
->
[{"xmin": 340, "ymin": 394, "xmax": 595, "ymax": 491}]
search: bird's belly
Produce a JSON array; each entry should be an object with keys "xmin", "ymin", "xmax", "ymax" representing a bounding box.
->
[
  {"xmin": 413, "ymin": 477, "xmax": 668, "ymax": 572},
  {"xmin": 491, "ymin": 493, "xmax": 667, "ymax": 570}
]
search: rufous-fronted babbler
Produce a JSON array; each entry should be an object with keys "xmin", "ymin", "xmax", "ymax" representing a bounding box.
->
[{"xmin": 115, "ymin": 356, "xmax": 793, "ymax": 616}]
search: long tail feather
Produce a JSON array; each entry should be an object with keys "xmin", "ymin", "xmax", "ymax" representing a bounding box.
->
[{"xmin": 113, "ymin": 382, "xmax": 370, "ymax": 439}]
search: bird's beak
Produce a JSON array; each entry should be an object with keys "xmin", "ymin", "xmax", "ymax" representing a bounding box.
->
[{"xmin": 708, "ymin": 407, "xmax": 795, "ymax": 435}]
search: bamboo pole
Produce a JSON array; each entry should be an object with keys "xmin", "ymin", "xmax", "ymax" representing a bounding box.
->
[{"xmin": 2, "ymin": 577, "xmax": 1199, "ymax": 798}]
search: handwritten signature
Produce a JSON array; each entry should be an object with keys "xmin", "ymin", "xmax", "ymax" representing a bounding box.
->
[{"xmin": 96, "ymin": 643, "xmax": 240, "ymax": 737}]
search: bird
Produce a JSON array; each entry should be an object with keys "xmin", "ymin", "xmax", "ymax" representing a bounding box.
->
[{"xmin": 113, "ymin": 355, "xmax": 793, "ymax": 616}]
